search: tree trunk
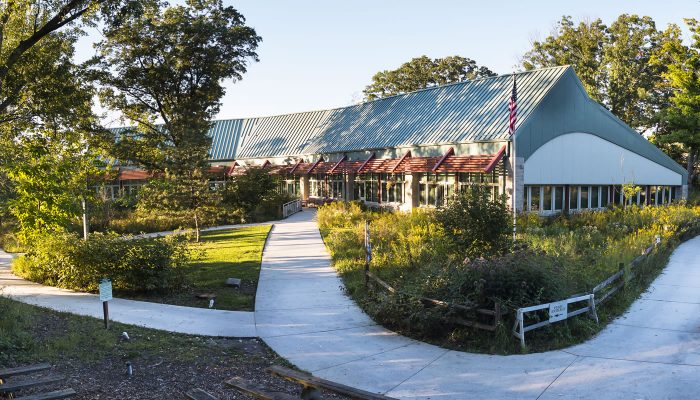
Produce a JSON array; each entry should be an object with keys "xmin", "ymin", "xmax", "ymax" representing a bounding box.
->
[
  {"xmin": 194, "ymin": 213, "xmax": 200, "ymax": 243},
  {"xmin": 687, "ymin": 148, "xmax": 698, "ymax": 188}
]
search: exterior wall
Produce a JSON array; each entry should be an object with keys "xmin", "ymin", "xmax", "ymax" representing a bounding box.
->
[{"xmin": 524, "ymin": 132, "xmax": 683, "ymax": 186}]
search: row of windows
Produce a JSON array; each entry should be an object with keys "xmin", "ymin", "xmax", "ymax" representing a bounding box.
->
[
  {"xmin": 524, "ymin": 185, "xmax": 679, "ymax": 212},
  {"xmin": 419, "ymin": 173, "xmax": 500, "ymax": 207}
]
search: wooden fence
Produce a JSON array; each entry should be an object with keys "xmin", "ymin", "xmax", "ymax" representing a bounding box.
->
[
  {"xmin": 513, "ymin": 236, "xmax": 660, "ymax": 347},
  {"xmin": 363, "ymin": 221, "xmax": 501, "ymax": 331}
]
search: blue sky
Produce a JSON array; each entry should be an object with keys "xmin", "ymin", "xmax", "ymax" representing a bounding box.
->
[{"xmin": 77, "ymin": 0, "xmax": 699, "ymax": 124}]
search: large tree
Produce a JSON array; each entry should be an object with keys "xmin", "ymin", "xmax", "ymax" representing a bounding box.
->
[
  {"xmin": 90, "ymin": 0, "xmax": 260, "ymax": 239},
  {"xmin": 522, "ymin": 15, "xmax": 670, "ymax": 132},
  {"xmin": 651, "ymin": 20, "xmax": 700, "ymax": 186},
  {"xmin": 363, "ymin": 55, "xmax": 496, "ymax": 101}
]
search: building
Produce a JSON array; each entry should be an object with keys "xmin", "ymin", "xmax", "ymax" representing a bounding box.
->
[{"xmin": 112, "ymin": 65, "xmax": 688, "ymax": 214}]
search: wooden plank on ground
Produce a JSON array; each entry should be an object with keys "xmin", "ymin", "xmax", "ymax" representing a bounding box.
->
[
  {"xmin": 0, "ymin": 363, "xmax": 51, "ymax": 379},
  {"xmin": 13, "ymin": 388, "xmax": 77, "ymax": 400},
  {"xmin": 224, "ymin": 377, "xmax": 297, "ymax": 400},
  {"xmin": 185, "ymin": 388, "xmax": 219, "ymax": 400},
  {"xmin": 0, "ymin": 375, "xmax": 65, "ymax": 393},
  {"xmin": 266, "ymin": 365, "xmax": 397, "ymax": 400}
]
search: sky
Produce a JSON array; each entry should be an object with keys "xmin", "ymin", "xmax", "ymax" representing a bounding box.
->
[{"xmin": 76, "ymin": 0, "xmax": 700, "ymax": 125}]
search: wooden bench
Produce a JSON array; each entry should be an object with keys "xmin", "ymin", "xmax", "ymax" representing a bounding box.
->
[
  {"xmin": 0, "ymin": 363, "xmax": 75, "ymax": 400},
  {"xmin": 225, "ymin": 377, "xmax": 297, "ymax": 400},
  {"xmin": 185, "ymin": 388, "xmax": 219, "ymax": 400},
  {"xmin": 266, "ymin": 365, "xmax": 397, "ymax": 400}
]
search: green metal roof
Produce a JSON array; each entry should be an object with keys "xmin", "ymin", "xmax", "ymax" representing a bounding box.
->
[{"xmin": 209, "ymin": 66, "xmax": 570, "ymax": 160}]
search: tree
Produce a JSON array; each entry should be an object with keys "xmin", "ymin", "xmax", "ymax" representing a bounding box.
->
[
  {"xmin": 651, "ymin": 20, "xmax": 700, "ymax": 186},
  {"xmin": 91, "ymin": 0, "xmax": 261, "ymax": 239},
  {"xmin": 363, "ymin": 55, "xmax": 496, "ymax": 101},
  {"xmin": 522, "ymin": 16, "xmax": 607, "ymax": 102},
  {"xmin": 521, "ymin": 15, "xmax": 670, "ymax": 132}
]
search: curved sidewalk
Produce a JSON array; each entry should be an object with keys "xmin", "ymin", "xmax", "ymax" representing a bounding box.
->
[
  {"xmin": 0, "ymin": 231, "xmax": 259, "ymax": 337},
  {"xmin": 257, "ymin": 209, "xmax": 700, "ymax": 400}
]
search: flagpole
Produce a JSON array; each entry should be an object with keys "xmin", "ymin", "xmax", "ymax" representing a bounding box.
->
[{"xmin": 512, "ymin": 132, "xmax": 517, "ymax": 242}]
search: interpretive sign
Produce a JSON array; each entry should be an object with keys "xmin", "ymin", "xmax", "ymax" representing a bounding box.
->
[
  {"xmin": 99, "ymin": 278, "xmax": 113, "ymax": 302},
  {"xmin": 548, "ymin": 300, "xmax": 567, "ymax": 323}
]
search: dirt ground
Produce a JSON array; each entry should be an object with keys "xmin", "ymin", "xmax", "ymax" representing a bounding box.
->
[{"xmin": 0, "ymin": 298, "xmax": 350, "ymax": 399}]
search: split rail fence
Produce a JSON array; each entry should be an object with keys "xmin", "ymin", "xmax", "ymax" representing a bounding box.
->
[{"xmin": 513, "ymin": 237, "xmax": 660, "ymax": 347}]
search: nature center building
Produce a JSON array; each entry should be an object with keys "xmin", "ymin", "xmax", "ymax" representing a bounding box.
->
[{"xmin": 113, "ymin": 65, "xmax": 688, "ymax": 214}]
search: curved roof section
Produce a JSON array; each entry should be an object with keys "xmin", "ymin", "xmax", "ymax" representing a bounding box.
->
[{"xmin": 210, "ymin": 66, "xmax": 569, "ymax": 160}]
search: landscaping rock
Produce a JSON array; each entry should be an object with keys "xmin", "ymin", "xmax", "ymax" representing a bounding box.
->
[{"xmin": 226, "ymin": 278, "xmax": 241, "ymax": 288}]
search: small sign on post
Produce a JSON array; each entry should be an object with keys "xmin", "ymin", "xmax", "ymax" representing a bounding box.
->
[
  {"xmin": 99, "ymin": 278, "xmax": 113, "ymax": 329},
  {"xmin": 548, "ymin": 300, "xmax": 567, "ymax": 323}
]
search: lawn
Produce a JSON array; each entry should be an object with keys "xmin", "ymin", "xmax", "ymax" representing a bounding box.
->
[{"xmin": 122, "ymin": 225, "xmax": 271, "ymax": 310}]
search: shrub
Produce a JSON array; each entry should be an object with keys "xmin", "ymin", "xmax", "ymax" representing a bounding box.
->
[
  {"xmin": 436, "ymin": 185, "xmax": 512, "ymax": 258},
  {"xmin": 13, "ymin": 231, "xmax": 192, "ymax": 293}
]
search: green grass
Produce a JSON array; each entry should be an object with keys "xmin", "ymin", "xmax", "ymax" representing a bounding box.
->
[
  {"xmin": 0, "ymin": 297, "xmax": 242, "ymax": 367},
  {"xmin": 122, "ymin": 225, "xmax": 271, "ymax": 310}
]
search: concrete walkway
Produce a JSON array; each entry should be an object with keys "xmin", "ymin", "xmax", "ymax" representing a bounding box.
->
[
  {"xmin": 2, "ymin": 210, "xmax": 699, "ymax": 398},
  {"xmin": 0, "ymin": 225, "xmax": 260, "ymax": 337},
  {"xmin": 257, "ymin": 209, "xmax": 700, "ymax": 400}
]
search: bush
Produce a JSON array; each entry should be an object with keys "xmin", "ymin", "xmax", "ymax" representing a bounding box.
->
[
  {"xmin": 436, "ymin": 185, "xmax": 512, "ymax": 258},
  {"xmin": 13, "ymin": 231, "xmax": 192, "ymax": 292}
]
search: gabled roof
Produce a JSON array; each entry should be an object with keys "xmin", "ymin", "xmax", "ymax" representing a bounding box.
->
[{"xmin": 207, "ymin": 66, "xmax": 570, "ymax": 160}]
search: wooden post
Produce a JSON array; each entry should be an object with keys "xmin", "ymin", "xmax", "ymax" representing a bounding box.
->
[
  {"xmin": 364, "ymin": 220, "xmax": 370, "ymax": 288},
  {"xmin": 103, "ymin": 301, "xmax": 109, "ymax": 329}
]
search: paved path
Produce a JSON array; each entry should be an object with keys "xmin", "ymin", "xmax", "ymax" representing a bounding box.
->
[
  {"xmin": 0, "ymin": 224, "xmax": 262, "ymax": 337},
  {"xmin": 2, "ymin": 210, "xmax": 699, "ymax": 399},
  {"xmin": 257, "ymin": 209, "xmax": 700, "ymax": 400}
]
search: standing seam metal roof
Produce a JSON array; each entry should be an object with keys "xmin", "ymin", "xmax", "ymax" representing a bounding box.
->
[{"xmin": 208, "ymin": 66, "xmax": 570, "ymax": 160}]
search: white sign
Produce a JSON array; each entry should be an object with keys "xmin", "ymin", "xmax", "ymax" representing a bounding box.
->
[
  {"xmin": 549, "ymin": 300, "xmax": 568, "ymax": 323},
  {"xmin": 99, "ymin": 279, "xmax": 113, "ymax": 302}
]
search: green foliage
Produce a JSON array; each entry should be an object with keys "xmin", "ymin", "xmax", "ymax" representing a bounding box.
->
[
  {"xmin": 363, "ymin": 55, "xmax": 496, "ymax": 100},
  {"xmin": 319, "ymin": 201, "xmax": 700, "ymax": 353},
  {"xmin": 91, "ymin": 0, "xmax": 261, "ymax": 175},
  {"xmin": 522, "ymin": 14, "xmax": 671, "ymax": 131},
  {"xmin": 13, "ymin": 231, "xmax": 192, "ymax": 293},
  {"xmin": 136, "ymin": 171, "xmax": 221, "ymax": 240},
  {"xmin": 435, "ymin": 185, "xmax": 512, "ymax": 258},
  {"xmin": 223, "ymin": 167, "xmax": 294, "ymax": 221},
  {"xmin": 651, "ymin": 19, "xmax": 700, "ymax": 185}
]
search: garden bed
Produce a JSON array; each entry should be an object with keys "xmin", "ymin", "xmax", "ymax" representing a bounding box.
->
[{"xmin": 318, "ymin": 201, "xmax": 700, "ymax": 354}]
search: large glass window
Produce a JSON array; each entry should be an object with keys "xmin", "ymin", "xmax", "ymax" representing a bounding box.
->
[
  {"xmin": 380, "ymin": 173, "xmax": 405, "ymax": 203},
  {"xmin": 580, "ymin": 186, "xmax": 590, "ymax": 209},
  {"xmin": 554, "ymin": 186, "xmax": 564, "ymax": 210},
  {"xmin": 457, "ymin": 172, "xmax": 500, "ymax": 199},
  {"xmin": 354, "ymin": 174, "xmax": 379, "ymax": 203},
  {"xmin": 543, "ymin": 186, "xmax": 552, "ymax": 211},
  {"xmin": 530, "ymin": 186, "xmax": 541, "ymax": 212},
  {"xmin": 569, "ymin": 186, "xmax": 579, "ymax": 210},
  {"xmin": 419, "ymin": 173, "xmax": 455, "ymax": 207},
  {"xmin": 591, "ymin": 186, "xmax": 600, "ymax": 208}
]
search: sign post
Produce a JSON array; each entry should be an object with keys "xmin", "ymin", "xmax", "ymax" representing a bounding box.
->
[
  {"xmin": 364, "ymin": 220, "xmax": 371, "ymax": 287},
  {"xmin": 99, "ymin": 278, "xmax": 113, "ymax": 329}
]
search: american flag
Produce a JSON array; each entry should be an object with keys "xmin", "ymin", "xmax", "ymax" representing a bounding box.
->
[{"xmin": 508, "ymin": 77, "xmax": 517, "ymax": 136}]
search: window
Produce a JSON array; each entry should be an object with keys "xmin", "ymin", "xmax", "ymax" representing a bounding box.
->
[
  {"xmin": 600, "ymin": 186, "xmax": 609, "ymax": 207},
  {"xmin": 591, "ymin": 186, "xmax": 599, "ymax": 208},
  {"xmin": 530, "ymin": 186, "xmax": 541, "ymax": 211},
  {"xmin": 639, "ymin": 187, "xmax": 646, "ymax": 206},
  {"xmin": 543, "ymin": 186, "xmax": 552, "ymax": 211},
  {"xmin": 328, "ymin": 176, "xmax": 345, "ymax": 199},
  {"xmin": 569, "ymin": 186, "xmax": 579, "ymax": 210},
  {"xmin": 554, "ymin": 186, "xmax": 564, "ymax": 210},
  {"xmin": 457, "ymin": 171, "xmax": 500, "ymax": 199},
  {"xmin": 580, "ymin": 186, "xmax": 589, "ymax": 209},
  {"xmin": 354, "ymin": 174, "xmax": 378, "ymax": 203},
  {"xmin": 419, "ymin": 173, "xmax": 455, "ymax": 207},
  {"xmin": 380, "ymin": 173, "xmax": 405, "ymax": 203}
]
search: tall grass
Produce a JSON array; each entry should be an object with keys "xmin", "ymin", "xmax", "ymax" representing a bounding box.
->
[{"xmin": 318, "ymin": 201, "xmax": 700, "ymax": 353}]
